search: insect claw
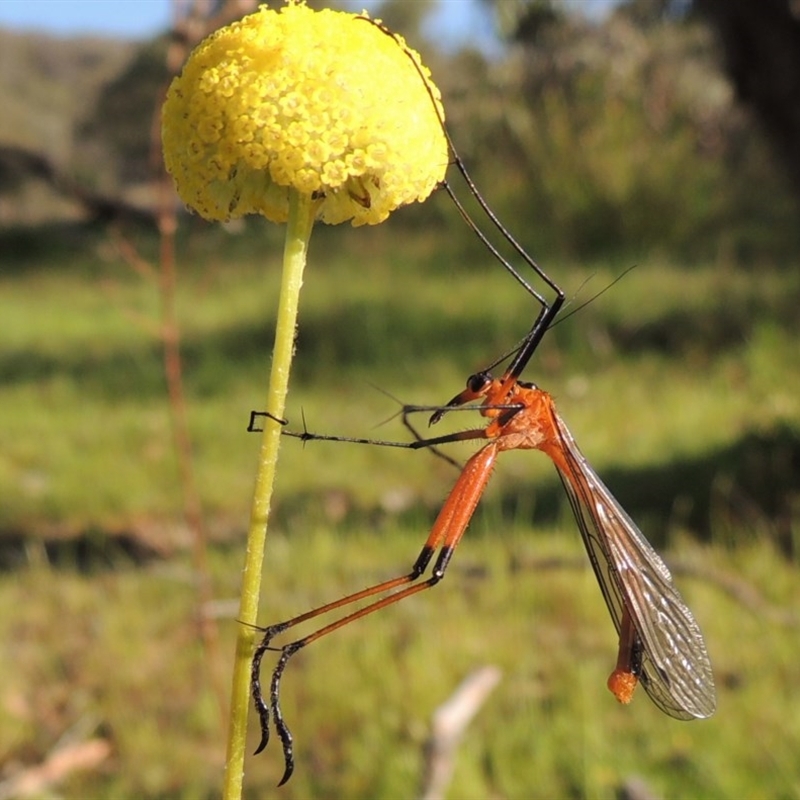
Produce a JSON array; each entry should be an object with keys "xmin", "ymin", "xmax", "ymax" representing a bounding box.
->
[
  {"xmin": 253, "ymin": 729, "xmax": 270, "ymax": 756},
  {"xmin": 276, "ymin": 737, "xmax": 295, "ymax": 787},
  {"xmin": 247, "ymin": 410, "xmax": 288, "ymax": 431},
  {"xmin": 269, "ymin": 642, "xmax": 301, "ymax": 784}
]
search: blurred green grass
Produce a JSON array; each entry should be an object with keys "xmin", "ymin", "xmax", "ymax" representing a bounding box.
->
[{"xmin": 1, "ymin": 219, "xmax": 799, "ymax": 798}]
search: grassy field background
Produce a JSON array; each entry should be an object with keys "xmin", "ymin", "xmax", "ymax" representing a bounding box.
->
[{"xmin": 1, "ymin": 206, "xmax": 799, "ymax": 798}]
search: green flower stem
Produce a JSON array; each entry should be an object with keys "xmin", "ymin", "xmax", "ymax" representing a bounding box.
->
[{"xmin": 223, "ymin": 189, "xmax": 316, "ymax": 800}]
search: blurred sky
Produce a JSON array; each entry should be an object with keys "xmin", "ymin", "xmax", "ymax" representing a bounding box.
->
[
  {"xmin": 0, "ymin": 0, "xmax": 172, "ymax": 38},
  {"xmin": 0, "ymin": 1, "xmax": 616, "ymax": 45}
]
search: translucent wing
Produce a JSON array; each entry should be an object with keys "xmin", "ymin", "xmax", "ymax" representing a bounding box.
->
[{"xmin": 550, "ymin": 410, "xmax": 717, "ymax": 719}]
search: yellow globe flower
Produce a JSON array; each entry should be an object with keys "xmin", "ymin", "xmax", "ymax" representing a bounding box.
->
[{"xmin": 162, "ymin": 1, "xmax": 448, "ymax": 225}]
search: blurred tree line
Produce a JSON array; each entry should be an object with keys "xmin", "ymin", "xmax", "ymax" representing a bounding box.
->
[
  {"xmin": 4, "ymin": 0, "xmax": 799, "ymax": 265},
  {"xmin": 438, "ymin": 0, "xmax": 800, "ymax": 263}
]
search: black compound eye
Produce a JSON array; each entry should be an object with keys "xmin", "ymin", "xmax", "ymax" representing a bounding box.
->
[{"xmin": 467, "ymin": 371, "xmax": 492, "ymax": 393}]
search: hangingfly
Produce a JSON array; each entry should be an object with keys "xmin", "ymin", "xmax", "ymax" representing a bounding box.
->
[
  {"xmin": 248, "ymin": 366, "xmax": 716, "ymax": 783},
  {"xmin": 247, "ymin": 13, "xmax": 716, "ymax": 786},
  {"xmin": 429, "ymin": 371, "xmax": 716, "ymax": 722}
]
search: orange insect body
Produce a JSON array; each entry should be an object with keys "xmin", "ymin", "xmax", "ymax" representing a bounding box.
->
[
  {"xmin": 606, "ymin": 608, "xmax": 642, "ymax": 704},
  {"xmin": 608, "ymin": 671, "xmax": 638, "ymax": 705},
  {"xmin": 443, "ymin": 373, "xmax": 716, "ymax": 720}
]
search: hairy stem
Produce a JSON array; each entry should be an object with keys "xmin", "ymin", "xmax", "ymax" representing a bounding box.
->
[{"xmin": 222, "ymin": 190, "xmax": 316, "ymax": 799}]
